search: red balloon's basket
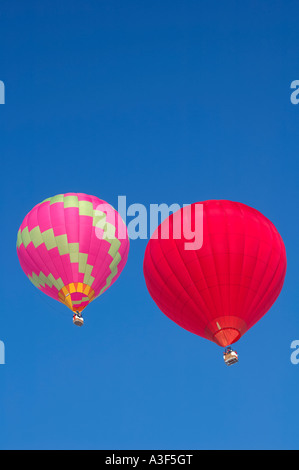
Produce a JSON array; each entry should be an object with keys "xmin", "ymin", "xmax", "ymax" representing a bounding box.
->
[{"xmin": 223, "ymin": 349, "xmax": 238, "ymax": 366}]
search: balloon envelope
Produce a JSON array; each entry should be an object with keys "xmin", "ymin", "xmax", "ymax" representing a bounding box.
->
[
  {"xmin": 17, "ymin": 193, "xmax": 129, "ymax": 313},
  {"xmin": 143, "ymin": 200, "xmax": 286, "ymax": 347}
]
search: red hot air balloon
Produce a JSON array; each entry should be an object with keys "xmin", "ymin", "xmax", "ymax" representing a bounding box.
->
[{"xmin": 143, "ymin": 200, "xmax": 286, "ymax": 361}]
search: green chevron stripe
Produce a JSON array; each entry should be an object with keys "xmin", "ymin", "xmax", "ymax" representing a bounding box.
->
[
  {"xmin": 28, "ymin": 271, "xmax": 64, "ymax": 291},
  {"xmin": 17, "ymin": 229, "xmax": 22, "ymax": 249},
  {"xmin": 83, "ymin": 264, "xmax": 95, "ymax": 286},
  {"xmin": 79, "ymin": 200, "xmax": 93, "ymax": 217},
  {"xmin": 71, "ymin": 297, "xmax": 90, "ymax": 305},
  {"xmin": 64, "ymin": 195, "xmax": 79, "ymax": 209},
  {"xmin": 55, "ymin": 234, "xmax": 68, "ymax": 255},
  {"xmin": 30, "ymin": 226, "xmax": 44, "ymax": 248},
  {"xmin": 40, "ymin": 196, "xmax": 52, "ymax": 204}
]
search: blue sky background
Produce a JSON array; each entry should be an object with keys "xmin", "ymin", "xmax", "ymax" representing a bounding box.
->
[{"xmin": 0, "ymin": 0, "xmax": 298, "ymax": 450}]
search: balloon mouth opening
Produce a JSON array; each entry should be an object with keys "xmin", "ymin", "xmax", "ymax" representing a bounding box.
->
[
  {"xmin": 213, "ymin": 328, "xmax": 241, "ymax": 347},
  {"xmin": 58, "ymin": 283, "xmax": 95, "ymax": 312}
]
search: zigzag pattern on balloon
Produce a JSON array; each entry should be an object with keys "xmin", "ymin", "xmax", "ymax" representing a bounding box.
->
[{"xmin": 17, "ymin": 193, "xmax": 130, "ymax": 313}]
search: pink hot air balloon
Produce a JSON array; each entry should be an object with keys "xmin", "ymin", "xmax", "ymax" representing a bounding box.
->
[{"xmin": 17, "ymin": 193, "xmax": 129, "ymax": 326}]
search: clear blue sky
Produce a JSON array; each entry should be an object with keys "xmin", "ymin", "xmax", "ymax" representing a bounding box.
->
[{"xmin": 0, "ymin": 0, "xmax": 298, "ymax": 450}]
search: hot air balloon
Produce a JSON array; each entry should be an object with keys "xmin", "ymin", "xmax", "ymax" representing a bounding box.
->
[
  {"xmin": 17, "ymin": 193, "xmax": 129, "ymax": 326},
  {"xmin": 143, "ymin": 200, "xmax": 286, "ymax": 365}
]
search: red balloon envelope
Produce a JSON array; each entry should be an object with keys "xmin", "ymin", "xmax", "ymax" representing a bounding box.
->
[{"xmin": 143, "ymin": 200, "xmax": 287, "ymax": 347}]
